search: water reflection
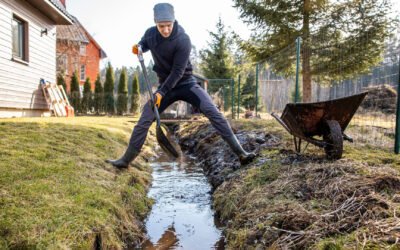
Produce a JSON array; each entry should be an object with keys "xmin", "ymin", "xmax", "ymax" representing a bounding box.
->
[
  {"xmin": 140, "ymin": 153, "xmax": 225, "ymax": 250},
  {"xmin": 142, "ymin": 224, "xmax": 179, "ymax": 250}
]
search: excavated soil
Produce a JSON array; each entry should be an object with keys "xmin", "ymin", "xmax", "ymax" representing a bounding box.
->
[
  {"xmin": 176, "ymin": 120, "xmax": 400, "ymax": 249},
  {"xmin": 361, "ymin": 84, "xmax": 398, "ymax": 114}
]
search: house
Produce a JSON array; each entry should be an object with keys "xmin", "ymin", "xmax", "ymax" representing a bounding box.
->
[
  {"xmin": 56, "ymin": 3, "xmax": 106, "ymax": 93},
  {"xmin": 0, "ymin": 0, "xmax": 73, "ymax": 118}
]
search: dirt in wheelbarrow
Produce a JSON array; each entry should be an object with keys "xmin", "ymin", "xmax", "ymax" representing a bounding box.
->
[{"xmin": 176, "ymin": 119, "xmax": 400, "ymax": 249}]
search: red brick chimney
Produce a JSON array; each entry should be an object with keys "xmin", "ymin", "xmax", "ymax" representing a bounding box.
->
[{"xmin": 60, "ymin": 0, "xmax": 66, "ymax": 8}]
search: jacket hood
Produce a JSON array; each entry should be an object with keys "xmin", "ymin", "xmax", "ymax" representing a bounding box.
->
[{"xmin": 156, "ymin": 20, "xmax": 183, "ymax": 42}]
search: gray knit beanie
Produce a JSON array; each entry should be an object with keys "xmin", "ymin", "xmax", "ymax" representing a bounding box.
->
[{"xmin": 153, "ymin": 3, "xmax": 175, "ymax": 23}]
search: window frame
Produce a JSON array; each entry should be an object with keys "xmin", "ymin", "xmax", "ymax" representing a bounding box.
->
[
  {"xmin": 57, "ymin": 54, "xmax": 68, "ymax": 74},
  {"xmin": 80, "ymin": 64, "xmax": 86, "ymax": 81},
  {"xmin": 79, "ymin": 44, "xmax": 86, "ymax": 55},
  {"xmin": 11, "ymin": 14, "xmax": 29, "ymax": 63}
]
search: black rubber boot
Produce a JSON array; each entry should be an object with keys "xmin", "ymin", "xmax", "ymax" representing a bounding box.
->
[
  {"xmin": 224, "ymin": 135, "xmax": 256, "ymax": 165},
  {"xmin": 105, "ymin": 145, "xmax": 140, "ymax": 169}
]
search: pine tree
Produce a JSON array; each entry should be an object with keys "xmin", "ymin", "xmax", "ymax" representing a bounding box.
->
[
  {"xmin": 81, "ymin": 77, "xmax": 92, "ymax": 114},
  {"xmin": 130, "ymin": 73, "xmax": 140, "ymax": 115},
  {"xmin": 135, "ymin": 65, "xmax": 146, "ymax": 94},
  {"xmin": 104, "ymin": 62, "xmax": 115, "ymax": 114},
  {"xmin": 199, "ymin": 17, "xmax": 235, "ymax": 93},
  {"xmin": 70, "ymin": 71, "xmax": 80, "ymax": 113},
  {"xmin": 94, "ymin": 75, "xmax": 104, "ymax": 114},
  {"xmin": 146, "ymin": 60, "xmax": 158, "ymax": 87},
  {"xmin": 117, "ymin": 67, "xmax": 128, "ymax": 115},
  {"xmin": 57, "ymin": 71, "xmax": 67, "ymax": 92},
  {"xmin": 241, "ymin": 72, "xmax": 257, "ymax": 110},
  {"xmin": 233, "ymin": 0, "xmax": 394, "ymax": 102}
]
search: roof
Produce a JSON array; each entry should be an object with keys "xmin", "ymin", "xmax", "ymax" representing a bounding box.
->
[
  {"xmin": 57, "ymin": 16, "xmax": 89, "ymax": 43},
  {"xmin": 57, "ymin": 16, "xmax": 107, "ymax": 58},
  {"xmin": 48, "ymin": 0, "xmax": 73, "ymax": 20},
  {"xmin": 193, "ymin": 73, "xmax": 208, "ymax": 82},
  {"xmin": 28, "ymin": 0, "xmax": 73, "ymax": 25}
]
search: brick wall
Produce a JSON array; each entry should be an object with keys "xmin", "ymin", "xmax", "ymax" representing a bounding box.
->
[
  {"xmin": 56, "ymin": 40, "xmax": 100, "ymax": 92},
  {"xmin": 84, "ymin": 41, "xmax": 100, "ymax": 90}
]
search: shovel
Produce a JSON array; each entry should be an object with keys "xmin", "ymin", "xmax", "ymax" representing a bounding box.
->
[{"xmin": 137, "ymin": 46, "xmax": 180, "ymax": 158}]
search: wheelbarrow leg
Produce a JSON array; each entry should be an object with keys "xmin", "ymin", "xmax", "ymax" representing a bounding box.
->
[{"xmin": 293, "ymin": 136, "xmax": 302, "ymax": 153}]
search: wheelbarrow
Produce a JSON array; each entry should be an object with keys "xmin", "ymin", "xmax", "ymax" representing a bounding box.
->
[{"xmin": 271, "ymin": 92, "xmax": 368, "ymax": 160}]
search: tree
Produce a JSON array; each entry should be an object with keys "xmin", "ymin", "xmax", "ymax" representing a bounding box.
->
[
  {"xmin": 104, "ymin": 62, "xmax": 115, "ymax": 114},
  {"xmin": 130, "ymin": 73, "xmax": 140, "ymax": 115},
  {"xmin": 199, "ymin": 17, "xmax": 236, "ymax": 93},
  {"xmin": 57, "ymin": 71, "xmax": 67, "ymax": 92},
  {"xmin": 190, "ymin": 45, "xmax": 200, "ymax": 73},
  {"xmin": 146, "ymin": 60, "xmax": 158, "ymax": 87},
  {"xmin": 94, "ymin": 75, "xmax": 104, "ymax": 114},
  {"xmin": 117, "ymin": 67, "xmax": 128, "ymax": 115},
  {"xmin": 241, "ymin": 72, "xmax": 259, "ymax": 110},
  {"xmin": 81, "ymin": 77, "xmax": 92, "ymax": 114},
  {"xmin": 233, "ymin": 0, "xmax": 395, "ymax": 102},
  {"xmin": 70, "ymin": 71, "xmax": 80, "ymax": 113}
]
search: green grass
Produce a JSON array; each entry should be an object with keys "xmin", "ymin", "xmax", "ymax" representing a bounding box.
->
[{"xmin": 0, "ymin": 117, "xmax": 155, "ymax": 249}]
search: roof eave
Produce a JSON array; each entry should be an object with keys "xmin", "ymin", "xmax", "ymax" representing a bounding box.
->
[{"xmin": 29, "ymin": 0, "xmax": 73, "ymax": 25}]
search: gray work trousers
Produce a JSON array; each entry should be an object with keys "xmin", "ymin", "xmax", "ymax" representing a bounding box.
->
[{"xmin": 128, "ymin": 76, "xmax": 235, "ymax": 151}]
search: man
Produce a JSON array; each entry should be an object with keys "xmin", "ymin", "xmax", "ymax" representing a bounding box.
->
[{"xmin": 106, "ymin": 3, "xmax": 255, "ymax": 168}]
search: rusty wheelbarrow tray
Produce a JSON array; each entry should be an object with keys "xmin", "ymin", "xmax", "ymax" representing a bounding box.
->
[{"xmin": 271, "ymin": 92, "xmax": 368, "ymax": 160}]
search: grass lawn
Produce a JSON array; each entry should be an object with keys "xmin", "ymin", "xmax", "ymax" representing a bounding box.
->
[{"xmin": 0, "ymin": 117, "xmax": 156, "ymax": 249}]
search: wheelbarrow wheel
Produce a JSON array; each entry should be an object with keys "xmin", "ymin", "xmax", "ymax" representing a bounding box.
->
[{"xmin": 323, "ymin": 120, "xmax": 343, "ymax": 160}]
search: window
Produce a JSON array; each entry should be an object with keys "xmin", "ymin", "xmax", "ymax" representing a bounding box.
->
[
  {"xmin": 12, "ymin": 15, "xmax": 28, "ymax": 62},
  {"xmin": 80, "ymin": 44, "xmax": 86, "ymax": 55},
  {"xmin": 80, "ymin": 65, "xmax": 85, "ymax": 81},
  {"xmin": 57, "ymin": 54, "xmax": 68, "ymax": 74}
]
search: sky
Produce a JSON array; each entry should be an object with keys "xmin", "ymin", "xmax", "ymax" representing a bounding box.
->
[
  {"xmin": 66, "ymin": 0, "xmax": 400, "ymax": 69},
  {"xmin": 66, "ymin": 0, "xmax": 251, "ymax": 69}
]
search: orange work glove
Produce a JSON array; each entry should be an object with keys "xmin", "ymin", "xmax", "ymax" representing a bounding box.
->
[
  {"xmin": 132, "ymin": 44, "xmax": 139, "ymax": 55},
  {"xmin": 153, "ymin": 92, "xmax": 163, "ymax": 108}
]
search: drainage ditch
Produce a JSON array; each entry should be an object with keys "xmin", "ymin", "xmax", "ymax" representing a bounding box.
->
[{"xmin": 140, "ymin": 151, "xmax": 225, "ymax": 249}]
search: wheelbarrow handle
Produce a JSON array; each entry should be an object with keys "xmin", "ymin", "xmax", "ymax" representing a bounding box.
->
[{"xmin": 271, "ymin": 112, "xmax": 291, "ymax": 134}]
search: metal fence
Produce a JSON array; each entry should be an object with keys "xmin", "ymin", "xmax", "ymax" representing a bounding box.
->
[
  {"xmin": 207, "ymin": 79, "xmax": 236, "ymax": 119},
  {"xmin": 249, "ymin": 35, "xmax": 400, "ymax": 153}
]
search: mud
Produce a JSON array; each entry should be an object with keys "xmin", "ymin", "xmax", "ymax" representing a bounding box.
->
[
  {"xmin": 176, "ymin": 121, "xmax": 400, "ymax": 249},
  {"xmin": 178, "ymin": 123, "xmax": 278, "ymax": 189}
]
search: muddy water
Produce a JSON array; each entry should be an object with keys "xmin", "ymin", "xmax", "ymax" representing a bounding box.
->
[{"xmin": 140, "ymin": 152, "xmax": 225, "ymax": 250}]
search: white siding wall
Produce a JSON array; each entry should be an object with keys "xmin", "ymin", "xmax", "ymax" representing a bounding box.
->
[{"xmin": 0, "ymin": 0, "xmax": 57, "ymax": 117}]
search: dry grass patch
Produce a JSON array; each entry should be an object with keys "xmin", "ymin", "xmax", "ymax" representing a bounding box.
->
[
  {"xmin": 0, "ymin": 117, "xmax": 156, "ymax": 249},
  {"xmin": 210, "ymin": 119, "xmax": 400, "ymax": 249}
]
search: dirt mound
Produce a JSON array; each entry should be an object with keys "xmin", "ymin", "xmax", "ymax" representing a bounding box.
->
[
  {"xmin": 177, "ymin": 122, "xmax": 400, "ymax": 249},
  {"xmin": 361, "ymin": 84, "xmax": 398, "ymax": 114}
]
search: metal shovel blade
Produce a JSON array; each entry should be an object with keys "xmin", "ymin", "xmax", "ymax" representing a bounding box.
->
[{"xmin": 156, "ymin": 126, "xmax": 179, "ymax": 158}]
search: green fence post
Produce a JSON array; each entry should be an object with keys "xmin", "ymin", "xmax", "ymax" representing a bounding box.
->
[
  {"xmin": 255, "ymin": 63, "xmax": 259, "ymax": 117},
  {"xmin": 223, "ymin": 84, "xmax": 227, "ymax": 113},
  {"xmin": 395, "ymin": 57, "xmax": 400, "ymax": 154},
  {"xmin": 295, "ymin": 36, "xmax": 302, "ymax": 103},
  {"xmin": 237, "ymin": 75, "xmax": 241, "ymax": 119},
  {"xmin": 231, "ymin": 79, "xmax": 235, "ymax": 119}
]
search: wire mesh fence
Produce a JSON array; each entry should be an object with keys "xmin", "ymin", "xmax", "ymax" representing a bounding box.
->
[
  {"xmin": 255, "ymin": 33, "xmax": 399, "ymax": 152},
  {"xmin": 207, "ymin": 79, "xmax": 236, "ymax": 118}
]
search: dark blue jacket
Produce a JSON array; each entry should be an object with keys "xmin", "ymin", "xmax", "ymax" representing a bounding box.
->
[{"xmin": 139, "ymin": 21, "xmax": 193, "ymax": 95}]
